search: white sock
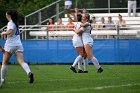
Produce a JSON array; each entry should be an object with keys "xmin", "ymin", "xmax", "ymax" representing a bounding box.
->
[
  {"xmin": 91, "ymin": 57, "xmax": 100, "ymax": 69},
  {"xmin": 21, "ymin": 63, "xmax": 31, "ymax": 75},
  {"xmin": 83, "ymin": 58, "xmax": 88, "ymax": 71},
  {"xmin": 1, "ymin": 64, "xmax": 7, "ymax": 81},
  {"xmin": 72, "ymin": 55, "xmax": 82, "ymax": 67},
  {"xmin": 78, "ymin": 60, "xmax": 82, "ymax": 70}
]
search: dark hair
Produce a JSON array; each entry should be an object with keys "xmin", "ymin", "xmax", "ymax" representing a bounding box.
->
[
  {"xmin": 6, "ymin": 10, "xmax": 18, "ymax": 28},
  {"xmin": 87, "ymin": 14, "xmax": 90, "ymax": 22},
  {"xmin": 108, "ymin": 16, "xmax": 112, "ymax": 18},
  {"xmin": 47, "ymin": 18, "xmax": 55, "ymax": 25},
  {"xmin": 77, "ymin": 14, "xmax": 82, "ymax": 22}
]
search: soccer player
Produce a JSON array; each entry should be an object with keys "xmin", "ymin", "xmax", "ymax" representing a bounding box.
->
[
  {"xmin": 65, "ymin": 0, "xmax": 72, "ymax": 17},
  {"xmin": 69, "ymin": 13, "xmax": 88, "ymax": 73},
  {"xmin": 73, "ymin": 14, "xmax": 103, "ymax": 73},
  {"xmin": 0, "ymin": 10, "xmax": 34, "ymax": 88}
]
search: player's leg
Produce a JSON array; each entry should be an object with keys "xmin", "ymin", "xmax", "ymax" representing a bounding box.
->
[
  {"xmin": 83, "ymin": 58, "xmax": 88, "ymax": 73},
  {"xmin": 84, "ymin": 44, "xmax": 103, "ymax": 73},
  {"xmin": 70, "ymin": 47, "xmax": 84, "ymax": 73},
  {"xmin": 77, "ymin": 60, "xmax": 83, "ymax": 73},
  {"xmin": 1, "ymin": 52, "xmax": 11, "ymax": 84},
  {"xmin": 82, "ymin": 49, "xmax": 88, "ymax": 73},
  {"xmin": 15, "ymin": 50, "xmax": 34, "ymax": 83},
  {"xmin": 70, "ymin": 55, "xmax": 82, "ymax": 73}
]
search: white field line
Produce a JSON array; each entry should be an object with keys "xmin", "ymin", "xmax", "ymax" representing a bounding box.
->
[
  {"xmin": 7, "ymin": 78, "xmax": 79, "ymax": 84},
  {"xmin": 8, "ymin": 79, "xmax": 140, "ymax": 93},
  {"xmin": 7, "ymin": 81, "xmax": 27, "ymax": 84},
  {"xmin": 31, "ymin": 83, "xmax": 140, "ymax": 93},
  {"xmin": 47, "ymin": 78, "xmax": 79, "ymax": 81}
]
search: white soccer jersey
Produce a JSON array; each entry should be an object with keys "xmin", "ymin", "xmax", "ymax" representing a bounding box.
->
[
  {"xmin": 82, "ymin": 25, "xmax": 93, "ymax": 46},
  {"xmin": 5, "ymin": 20, "xmax": 22, "ymax": 46},
  {"xmin": 72, "ymin": 22, "xmax": 83, "ymax": 48}
]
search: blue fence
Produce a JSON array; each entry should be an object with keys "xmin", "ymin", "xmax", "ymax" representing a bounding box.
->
[{"xmin": 0, "ymin": 39, "xmax": 140, "ymax": 63}]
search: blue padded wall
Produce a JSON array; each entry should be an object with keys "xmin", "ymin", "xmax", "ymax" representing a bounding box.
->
[{"xmin": 0, "ymin": 39, "xmax": 140, "ymax": 63}]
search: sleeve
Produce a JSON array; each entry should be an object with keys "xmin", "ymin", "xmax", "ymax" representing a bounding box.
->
[{"xmin": 7, "ymin": 22, "xmax": 14, "ymax": 30}]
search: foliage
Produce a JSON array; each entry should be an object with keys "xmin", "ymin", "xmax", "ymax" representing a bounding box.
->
[{"xmin": 0, "ymin": 0, "xmax": 56, "ymax": 28}]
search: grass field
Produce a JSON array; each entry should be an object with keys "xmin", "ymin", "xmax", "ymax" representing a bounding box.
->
[{"xmin": 0, "ymin": 64, "xmax": 140, "ymax": 93}]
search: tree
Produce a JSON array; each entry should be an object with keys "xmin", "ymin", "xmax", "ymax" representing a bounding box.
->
[{"xmin": 0, "ymin": 0, "xmax": 56, "ymax": 28}]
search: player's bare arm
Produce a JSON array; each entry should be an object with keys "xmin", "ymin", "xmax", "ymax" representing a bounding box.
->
[
  {"xmin": 1, "ymin": 29, "xmax": 12, "ymax": 36},
  {"xmin": 80, "ymin": 22, "xmax": 90, "ymax": 27},
  {"xmin": 73, "ymin": 27, "xmax": 84, "ymax": 34}
]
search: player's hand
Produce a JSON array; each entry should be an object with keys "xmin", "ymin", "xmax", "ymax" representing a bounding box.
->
[
  {"xmin": 1, "ymin": 32, "xmax": 5, "ymax": 36},
  {"xmin": 80, "ymin": 23, "xmax": 85, "ymax": 27}
]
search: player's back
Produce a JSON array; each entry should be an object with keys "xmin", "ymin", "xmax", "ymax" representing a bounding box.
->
[{"xmin": 5, "ymin": 20, "xmax": 22, "ymax": 46}]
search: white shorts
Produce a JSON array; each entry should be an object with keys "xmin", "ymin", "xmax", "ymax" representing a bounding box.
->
[
  {"xmin": 4, "ymin": 45, "xmax": 23, "ymax": 54},
  {"xmin": 65, "ymin": 1, "xmax": 72, "ymax": 9},
  {"xmin": 82, "ymin": 33, "xmax": 93, "ymax": 47},
  {"xmin": 72, "ymin": 34, "xmax": 83, "ymax": 48}
]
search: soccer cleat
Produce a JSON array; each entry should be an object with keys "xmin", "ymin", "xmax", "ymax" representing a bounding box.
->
[
  {"xmin": 83, "ymin": 71, "xmax": 88, "ymax": 73},
  {"xmin": 28, "ymin": 72, "xmax": 34, "ymax": 84},
  {"xmin": 78, "ymin": 69, "xmax": 83, "ymax": 73},
  {"xmin": 97, "ymin": 67, "xmax": 103, "ymax": 73},
  {"xmin": 70, "ymin": 66, "xmax": 77, "ymax": 73}
]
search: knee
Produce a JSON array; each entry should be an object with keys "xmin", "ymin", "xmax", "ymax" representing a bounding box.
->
[
  {"xmin": 83, "ymin": 54, "xmax": 87, "ymax": 59},
  {"xmin": 18, "ymin": 61, "xmax": 24, "ymax": 65},
  {"xmin": 87, "ymin": 54, "xmax": 93, "ymax": 59},
  {"xmin": 2, "ymin": 59, "xmax": 9, "ymax": 65},
  {"xmin": 2, "ymin": 61, "xmax": 8, "ymax": 65}
]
